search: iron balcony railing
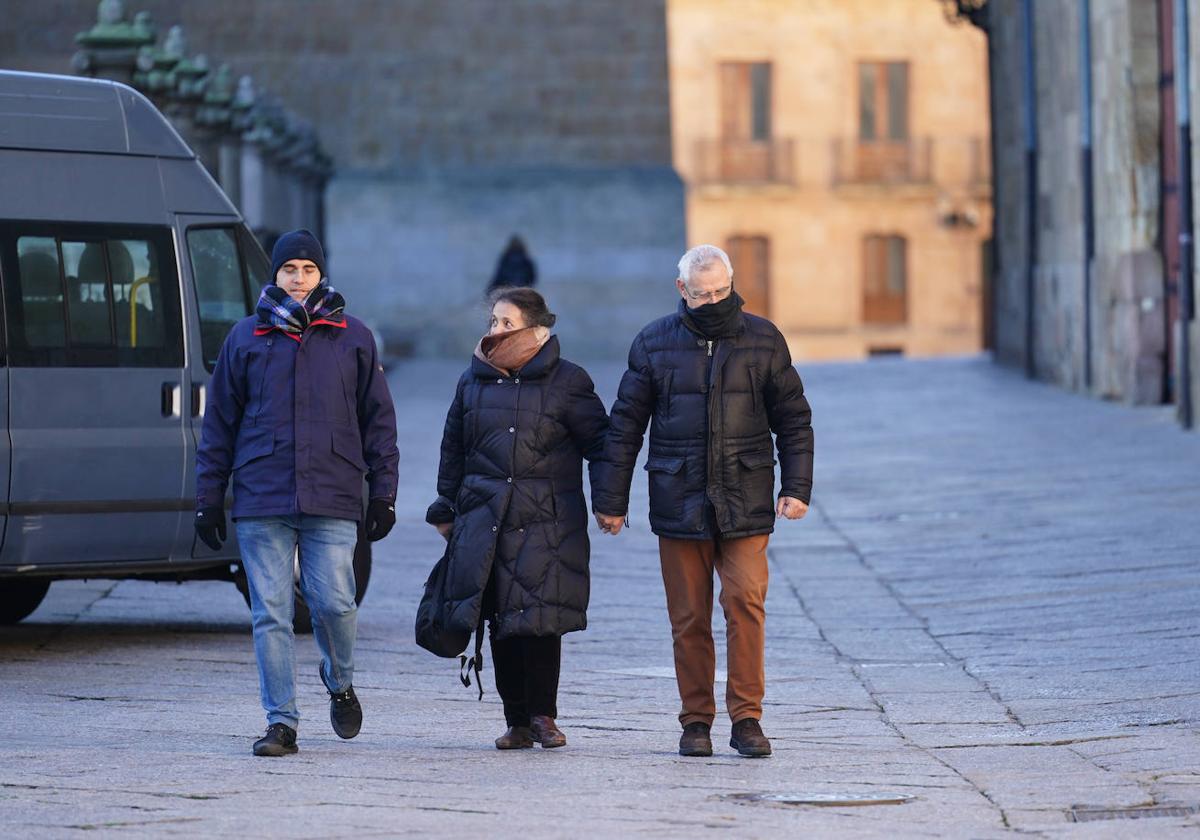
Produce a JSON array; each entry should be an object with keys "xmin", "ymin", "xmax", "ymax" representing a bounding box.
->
[
  {"xmin": 831, "ymin": 137, "xmax": 933, "ymax": 186},
  {"xmin": 692, "ymin": 138, "xmax": 796, "ymax": 185}
]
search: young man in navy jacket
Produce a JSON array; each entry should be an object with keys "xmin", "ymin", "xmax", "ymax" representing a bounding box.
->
[{"xmin": 195, "ymin": 229, "xmax": 399, "ymax": 757}]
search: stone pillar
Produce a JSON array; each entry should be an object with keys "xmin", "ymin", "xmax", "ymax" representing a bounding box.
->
[
  {"xmin": 71, "ymin": 0, "xmax": 155, "ymax": 84},
  {"xmin": 1091, "ymin": 0, "xmax": 1164, "ymax": 404}
]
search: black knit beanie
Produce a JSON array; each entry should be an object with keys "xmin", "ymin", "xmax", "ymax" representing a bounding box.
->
[{"xmin": 270, "ymin": 229, "xmax": 327, "ymax": 281}]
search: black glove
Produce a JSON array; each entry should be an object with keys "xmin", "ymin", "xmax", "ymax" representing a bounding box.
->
[
  {"xmin": 365, "ymin": 498, "xmax": 396, "ymax": 542},
  {"xmin": 195, "ymin": 506, "xmax": 226, "ymax": 551}
]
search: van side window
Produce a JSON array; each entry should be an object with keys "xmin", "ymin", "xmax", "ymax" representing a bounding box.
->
[
  {"xmin": 188, "ymin": 226, "xmax": 264, "ymax": 372},
  {"xmin": 3, "ymin": 225, "xmax": 183, "ymax": 368}
]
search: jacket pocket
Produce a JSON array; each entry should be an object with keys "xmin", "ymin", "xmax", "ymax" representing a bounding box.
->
[
  {"xmin": 232, "ymin": 428, "xmax": 275, "ymax": 470},
  {"xmin": 748, "ymin": 365, "xmax": 762, "ymax": 415},
  {"xmin": 331, "ymin": 427, "xmax": 369, "ymax": 472},
  {"xmin": 736, "ymin": 451, "xmax": 776, "ymax": 518},
  {"xmin": 645, "ymin": 455, "xmax": 686, "ymax": 522}
]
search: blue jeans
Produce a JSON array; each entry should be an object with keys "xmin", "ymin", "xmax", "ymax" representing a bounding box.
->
[{"xmin": 237, "ymin": 515, "xmax": 359, "ymax": 730}]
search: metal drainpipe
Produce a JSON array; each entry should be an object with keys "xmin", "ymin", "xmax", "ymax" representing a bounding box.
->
[
  {"xmin": 1022, "ymin": 0, "xmax": 1039, "ymax": 378},
  {"xmin": 1080, "ymin": 0, "xmax": 1095, "ymax": 390},
  {"xmin": 1175, "ymin": 0, "xmax": 1194, "ymax": 428}
]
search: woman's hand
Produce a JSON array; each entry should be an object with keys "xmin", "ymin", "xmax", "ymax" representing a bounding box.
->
[
  {"xmin": 435, "ymin": 522, "xmax": 453, "ymax": 541},
  {"xmin": 594, "ymin": 512, "xmax": 625, "ymax": 535}
]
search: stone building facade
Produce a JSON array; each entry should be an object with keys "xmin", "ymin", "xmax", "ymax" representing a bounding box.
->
[
  {"xmin": 976, "ymin": 0, "xmax": 1199, "ymax": 425},
  {"xmin": 668, "ymin": 0, "xmax": 992, "ymax": 361},
  {"xmin": 1, "ymin": 0, "xmax": 685, "ymax": 357}
]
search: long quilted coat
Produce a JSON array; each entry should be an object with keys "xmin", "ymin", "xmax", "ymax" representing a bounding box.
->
[{"xmin": 426, "ymin": 337, "xmax": 608, "ymax": 639}]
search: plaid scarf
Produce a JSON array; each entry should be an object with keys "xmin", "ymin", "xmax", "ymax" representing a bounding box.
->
[{"xmin": 255, "ymin": 279, "xmax": 346, "ymax": 337}]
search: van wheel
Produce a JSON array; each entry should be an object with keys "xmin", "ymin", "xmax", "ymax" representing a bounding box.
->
[
  {"xmin": 233, "ymin": 523, "xmax": 372, "ymax": 635},
  {"xmin": 0, "ymin": 579, "xmax": 51, "ymax": 624}
]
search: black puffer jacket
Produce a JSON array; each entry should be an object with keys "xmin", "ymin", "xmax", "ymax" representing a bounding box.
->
[
  {"xmin": 593, "ymin": 305, "xmax": 813, "ymax": 539},
  {"xmin": 427, "ymin": 337, "xmax": 608, "ymax": 639}
]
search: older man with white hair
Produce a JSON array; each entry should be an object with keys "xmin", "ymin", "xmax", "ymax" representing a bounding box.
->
[{"xmin": 593, "ymin": 244, "xmax": 814, "ymax": 758}]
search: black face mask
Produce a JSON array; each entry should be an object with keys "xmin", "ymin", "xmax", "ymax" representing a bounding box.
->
[{"xmin": 681, "ymin": 290, "xmax": 745, "ymax": 339}]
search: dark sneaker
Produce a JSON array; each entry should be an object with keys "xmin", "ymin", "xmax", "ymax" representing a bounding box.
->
[
  {"xmin": 253, "ymin": 723, "xmax": 298, "ymax": 757},
  {"xmin": 529, "ymin": 715, "xmax": 567, "ymax": 748},
  {"xmin": 495, "ymin": 725, "xmax": 536, "ymax": 750},
  {"xmin": 679, "ymin": 722, "xmax": 713, "ymax": 757},
  {"xmin": 322, "ymin": 665, "xmax": 362, "ymax": 740},
  {"xmin": 730, "ymin": 718, "xmax": 772, "ymax": 757}
]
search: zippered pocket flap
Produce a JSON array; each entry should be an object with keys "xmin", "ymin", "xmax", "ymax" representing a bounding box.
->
[{"xmin": 645, "ymin": 456, "xmax": 685, "ymax": 474}]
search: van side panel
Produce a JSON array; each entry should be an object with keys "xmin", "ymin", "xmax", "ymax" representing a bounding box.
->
[
  {"xmin": 157, "ymin": 159, "xmax": 238, "ymax": 216},
  {"xmin": 0, "ymin": 150, "xmax": 168, "ymax": 224}
]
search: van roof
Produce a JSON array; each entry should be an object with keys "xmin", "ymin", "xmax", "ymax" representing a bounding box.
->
[{"xmin": 0, "ymin": 70, "xmax": 193, "ymax": 159}]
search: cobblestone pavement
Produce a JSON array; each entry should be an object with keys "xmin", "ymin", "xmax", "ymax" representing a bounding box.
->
[{"xmin": 2, "ymin": 356, "xmax": 1199, "ymax": 838}]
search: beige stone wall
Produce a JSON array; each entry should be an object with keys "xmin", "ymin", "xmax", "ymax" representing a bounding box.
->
[{"xmin": 668, "ymin": 0, "xmax": 992, "ymax": 361}]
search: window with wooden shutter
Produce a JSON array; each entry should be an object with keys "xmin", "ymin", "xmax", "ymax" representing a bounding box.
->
[
  {"xmin": 716, "ymin": 62, "xmax": 773, "ymax": 181},
  {"xmin": 727, "ymin": 235, "xmax": 770, "ymax": 317},
  {"xmin": 856, "ymin": 61, "xmax": 911, "ymax": 181},
  {"xmin": 863, "ymin": 234, "xmax": 907, "ymax": 325}
]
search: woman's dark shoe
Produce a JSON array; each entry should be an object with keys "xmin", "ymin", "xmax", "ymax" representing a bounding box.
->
[
  {"xmin": 495, "ymin": 726, "xmax": 535, "ymax": 750},
  {"xmin": 324, "ymin": 670, "xmax": 363, "ymax": 739},
  {"xmin": 729, "ymin": 718, "xmax": 772, "ymax": 757},
  {"xmin": 679, "ymin": 722, "xmax": 713, "ymax": 757},
  {"xmin": 529, "ymin": 715, "xmax": 567, "ymax": 748},
  {"xmin": 253, "ymin": 723, "xmax": 298, "ymax": 757}
]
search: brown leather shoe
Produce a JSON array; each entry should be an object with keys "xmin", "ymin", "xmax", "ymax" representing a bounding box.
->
[
  {"xmin": 679, "ymin": 722, "xmax": 713, "ymax": 757},
  {"xmin": 530, "ymin": 715, "xmax": 566, "ymax": 748},
  {"xmin": 730, "ymin": 718, "xmax": 772, "ymax": 757},
  {"xmin": 495, "ymin": 726, "xmax": 535, "ymax": 750}
]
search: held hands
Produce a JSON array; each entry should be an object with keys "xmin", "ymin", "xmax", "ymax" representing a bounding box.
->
[
  {"xmin": 776, "ymin": 496, "xmax": 809, "ymax": 520},
  {"xmin": 594, "ymin": 512, "xmax": 625, "ymax": 536}
]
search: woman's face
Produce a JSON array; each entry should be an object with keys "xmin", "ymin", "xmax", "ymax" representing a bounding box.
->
[{"xmin": 489, "ymin": 300, "xmax": 528, "ymax": 335}]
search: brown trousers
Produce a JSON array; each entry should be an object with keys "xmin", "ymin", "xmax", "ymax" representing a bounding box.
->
[{"xmin": 658, "ymin": 534, "xmax": 769, "ymax": 727}]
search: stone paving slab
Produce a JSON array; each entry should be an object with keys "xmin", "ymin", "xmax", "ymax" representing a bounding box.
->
[{"xmin": 2, "ymin": 356, "xmax": 1199, "ymax": 837}]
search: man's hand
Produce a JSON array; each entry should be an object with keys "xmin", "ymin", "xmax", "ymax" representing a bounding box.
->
[
  {"xmin": 365, "ymin": 498, "xmax": 396, "ymax": 542},
  {"xmin": 776, "ymin": 496, "xmax": 808, "ymax": 520},
  {"xmin": 594, "ymin": 512, "xmax": 625, "ymax": 535},
  {"xmin": 434, "ymin": 522, "xmax": 453, "ymax": 541},
  {"xmin": 195, "ymin": 506, "xmax": 226, "ymax": 551}
]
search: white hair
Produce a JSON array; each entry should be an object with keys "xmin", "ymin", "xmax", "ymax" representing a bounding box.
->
[{"xmin": 677, "ymin": 244, "xmax": 733, "ymax": 284}]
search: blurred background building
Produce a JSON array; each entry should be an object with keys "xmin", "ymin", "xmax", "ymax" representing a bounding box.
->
[
  {"xmin": 960, "ymin": 0, "xmax": 1199, "ymax": 426},
  {"xmin": 669, "ymin": 0, "xmax": 992, "ymax": 361},
  {"xmin": 3, "ymin": 0, "xmax": 685, "ymax": 358}
]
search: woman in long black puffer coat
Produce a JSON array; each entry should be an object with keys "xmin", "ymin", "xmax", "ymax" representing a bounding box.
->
[{"xmin": 426, "ymin": 287, "xmax": 608, "ymax": 750}]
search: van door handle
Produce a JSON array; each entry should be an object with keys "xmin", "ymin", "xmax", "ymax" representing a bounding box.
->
[
  {"xmin": 191, "ymin": 383, "xmax": 206, "ymax": 417},
  {"xmin": 161, "ymin": 382, "xmax": 181, "ymax": 418}
]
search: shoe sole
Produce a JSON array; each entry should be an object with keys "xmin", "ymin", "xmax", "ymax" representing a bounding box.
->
[
  {"xmin": 729, "ymin": 738, "xmax": 772, "ymax": 757},
  {"xmin": 533, "ymin": 736, "xmax": 567, "ymax": 749},
  {"xmin": 679, "ymin": 744, "xmax": 713, "ymax": 757},
  {"xmin": 495, "ymin": 741, "xmax": 535, "ymax": 750},
  {"xmin": 253, "ymin": 744, "xmax": 298, "ymax": 757}
]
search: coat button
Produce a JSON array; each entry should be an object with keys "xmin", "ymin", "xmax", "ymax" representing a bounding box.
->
[
  {"xmin": 697, "ymin": 338, "xmax": 705, "ymax": 346},
  {"xmin": 519, "ymin": 527, "xmax": 525, "ymax": 534},
  {"xmin": 514, "ymin": 378, "xmax": 520, "ymax": 384},
  {"xmin": 492, "ymin": 525, "xmax": 498, "ymax": 532},
  {"xmin": 506, "ymin": 476, "xmax": 513, "ymax": 483},
  {"xmin": 496, "ymin": 378, "xmax": 503, "ymax": 384},
  {"xmin": 509, "ymin": 426, "xmax": 515, "ymax": 433}
]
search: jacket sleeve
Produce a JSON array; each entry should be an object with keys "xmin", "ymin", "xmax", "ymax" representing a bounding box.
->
[
  {"xmin": 427, "ymin": 374, "xmax": 467, "ymax": 524},
  {"xmin": 591, "ymin": 333, "xmax": 655, "ymax": 516},
  {"xmin": 563, "ymin": 366, "xmax": 610, "ymax": 501},
  {"xmin": 764, "ymin": 330, "xmax": 814, "ymax": 504},
  {"xmin": 356, "ymin": 329, "xmax": 400, "ymax": 502},
  {"xmin": 195, "ymin": 330, "xmax": 246, "ymax": 510}
]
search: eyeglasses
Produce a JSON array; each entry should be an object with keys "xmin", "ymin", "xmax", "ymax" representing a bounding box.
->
[{"xmin": 683, "ymin": 285, "xmax": 732, "ymax": 303}]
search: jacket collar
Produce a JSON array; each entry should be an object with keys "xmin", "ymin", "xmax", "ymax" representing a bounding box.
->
[{"xmin": 471, "ymin": 335, "xmax": 560, "ymax": 379}]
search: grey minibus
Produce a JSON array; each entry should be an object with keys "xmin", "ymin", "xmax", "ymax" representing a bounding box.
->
[{"xmin": 0, "ymin": 70, "xmax": 370, "ymax": 628}]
